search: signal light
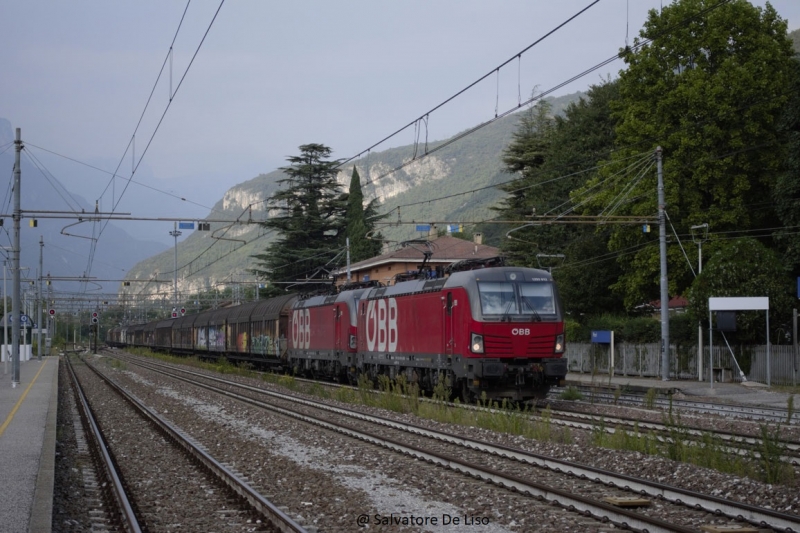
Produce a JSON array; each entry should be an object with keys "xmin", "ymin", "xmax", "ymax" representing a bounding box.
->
[{"xmin": 92, "ymin": 312, "xmax": 98, "ymax": 318}]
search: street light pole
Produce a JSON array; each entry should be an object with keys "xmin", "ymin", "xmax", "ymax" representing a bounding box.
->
[
  {"xmin": 169, "ymin": 222, "xmax": 182, "ymax": 310},
  {"xmin": 38, "ymin": 236, "xmax": 43, "ymax": 361},
  {"xmin": 691, "ymin": 223, "xmax": 708, "ymax": 382}
]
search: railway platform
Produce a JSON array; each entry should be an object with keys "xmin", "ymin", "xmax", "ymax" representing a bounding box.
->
[
  {"xmin": 565, "ymin": 371, "xmax": 795, "ymax": 410},
  {"xmin": 0, "ymin": 356, "xmax": 58, "ymax": 533}
]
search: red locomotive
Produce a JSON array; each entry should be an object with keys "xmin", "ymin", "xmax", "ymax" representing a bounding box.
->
[{"xmin": 288, "ymin": 257, "xmax": 566, "ymax": 401}]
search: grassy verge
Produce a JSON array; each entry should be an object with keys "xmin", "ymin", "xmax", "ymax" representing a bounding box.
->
[{"xmin": 590, "ymin": 403, "xmax": 795, "ymax": 485}]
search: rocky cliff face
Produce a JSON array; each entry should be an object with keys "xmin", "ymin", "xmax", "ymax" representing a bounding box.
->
[{"xmin": 339, "ymin": 156, "xmax": 452, "ymax": 205}]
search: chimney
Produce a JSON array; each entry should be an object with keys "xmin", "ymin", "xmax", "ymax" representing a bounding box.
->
[
  {"xmin": 428, "ymin": 224, "xmax": 436, "ymax": 241},
  {"xmin": 474, "ymin": 233, "xmax": 483, "ymax": 245}
]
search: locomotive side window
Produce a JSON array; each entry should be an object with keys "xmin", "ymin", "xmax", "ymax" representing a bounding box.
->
[
  {"xmin": 478, "ymin": 282, "xmax": 517, "ymax": 315},
  {"xmin": 519, "ymin": 282, "xmax": 556, "ymax": 315}
]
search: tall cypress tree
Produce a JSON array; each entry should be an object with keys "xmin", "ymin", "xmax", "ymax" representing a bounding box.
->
[
  {"xmin": 344, "ymin": 167, "xmax": 383, "ymax": 264},
  {"xmin": 251, "ymin": 144, "xmax": 345, "ymax": 293}
]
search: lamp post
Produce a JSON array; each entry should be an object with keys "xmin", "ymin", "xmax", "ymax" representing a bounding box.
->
[
  {"xmin": 169, "ymin": 222, "xmax": 182, "ymax": 310},
  {"xmin": 37, "ymin": 236, "xmax": 43, "ymax": 361},
  {"xmin": 691, "ymin": 223, "xmax": 708, "ymax": 381}
]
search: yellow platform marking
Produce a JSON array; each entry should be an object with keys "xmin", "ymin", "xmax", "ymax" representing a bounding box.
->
[{"xmin": 0, "ymin": 359, "xmax": 49, "ymax": 438}]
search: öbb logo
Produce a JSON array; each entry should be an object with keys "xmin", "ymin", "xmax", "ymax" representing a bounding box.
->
[
  {"xmin": 291, "ymin": 309, "xmax": 311, "ymax": 349},
  {"xmin": 366, "ymin": 298, "xmax": 398, "ymax": 352},
  {"xmin": 511, "ymin": 328, "xmax": 530, "ymax": 336}
]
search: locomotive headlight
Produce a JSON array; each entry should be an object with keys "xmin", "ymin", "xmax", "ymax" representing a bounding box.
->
[
  {"xmin": 471, "ymin": 333, "xmax": 484, "ymax": 354},
  {"xmin": 554, "ymin": 333, "xmax": 565, "ymax": 354},
  {"xmin": 349, "ymin": 334, "xmax": 357, "ymax": 349}
]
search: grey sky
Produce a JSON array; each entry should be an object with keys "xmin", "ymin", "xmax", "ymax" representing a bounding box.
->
[{"xmin": 2, "ymin": 0, "xmax": 799, "ymax": 243}]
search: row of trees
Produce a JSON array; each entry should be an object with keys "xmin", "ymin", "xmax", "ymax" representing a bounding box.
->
[
  {"xmin": 250, "ymin": 144, "xmax": 382, "ymax": 294},
  {"xmin": 488, "ymin": 0, "xmax": 800, "ymax": 341}
]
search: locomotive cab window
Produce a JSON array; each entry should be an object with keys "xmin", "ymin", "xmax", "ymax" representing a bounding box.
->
[
  {"xmin": 478, "ymin": 282, "xmax": 517, "ymax": 315},
  {"xmin": 478, "ymin": 281, "xmax": 556, "ymax": 317},
  {"xmin": 519, "ymin": 282, "xmax": 556, "ymax": 315}
]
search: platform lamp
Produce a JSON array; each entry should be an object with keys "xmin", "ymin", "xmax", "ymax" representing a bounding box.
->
[{"xmin": 691, "ymin": 223, "xmax": 709, "ymax": 381}]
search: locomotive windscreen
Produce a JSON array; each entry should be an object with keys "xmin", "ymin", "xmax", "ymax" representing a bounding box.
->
[{"xmin": 478, "ymin": 281, "xmax": 557, "ymax": 317}]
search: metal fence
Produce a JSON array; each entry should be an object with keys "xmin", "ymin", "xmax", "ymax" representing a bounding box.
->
[{"xmin": 566, "ymin": 342, "xmax": 800, "ymax": 386}]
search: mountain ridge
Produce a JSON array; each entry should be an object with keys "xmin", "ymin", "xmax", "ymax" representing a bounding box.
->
[{"xmin": 123, "ymin": 92, "xmax": 586, "ymax": 300}]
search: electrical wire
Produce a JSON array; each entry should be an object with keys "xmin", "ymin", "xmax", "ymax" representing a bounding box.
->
[
  {"xmin": 84, "ymin": 0, "xmax": 226, "ymax": 300},
  {"xmin": 338, "ymin": 0, "xmax": 601, "ymax": 171},
  {"xmin": 23, "ymin": 142, "xmax": 221, "ymax": 215}
]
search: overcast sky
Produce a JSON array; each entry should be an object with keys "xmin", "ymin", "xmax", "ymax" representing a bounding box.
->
[{"xmin": 2, "ymin": 0, "xmax": 800, "ymax": 244}]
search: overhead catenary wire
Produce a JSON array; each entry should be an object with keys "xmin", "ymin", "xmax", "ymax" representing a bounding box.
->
[
  {"xmin": 84, "ymin": 0, "xmax": 226, "ymax": 297},
  {"xmin": 23, "ymin": 143, "xmax": 222, "ymax": 216},
  {"xmin": 338, "ymin": 0, "xmax": 602, "ymax": 172},
  {"xmin": 347, "ymin": 0, "xmax": 734, "ymax": 194}
]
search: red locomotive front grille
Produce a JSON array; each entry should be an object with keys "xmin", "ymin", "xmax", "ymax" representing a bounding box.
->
[{"xmin": 482, "ymin": 332, "xmax": 556, "ymax": 357}]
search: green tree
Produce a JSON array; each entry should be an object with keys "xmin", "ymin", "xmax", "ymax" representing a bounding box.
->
[
  {"xmin": 251, "ymin": 144, "xmax": 345, "ymax": 293},
  {"xmin": 773, "ymin": 58, "xmax": 800, "ymax": 276},
  {"xmin": 576, "ymin": 0, "xmax": 794, "ymax": 309},
  {"xmin": 542, "ymin": 80, "xmax": 624, "ymax": 316},
  {"xmin": 687, "ymin": 238, "xmax": 794, "ymax": 342},
  {"xmin": 344, "ymin": 167, "xmax": 383, "ymax": 264},
  {"xmin": 494, "ymin": 82, "xmax": 623, "ymax": 315},
  {"xmin": 496, "ymin": 99, "xmax": 556, "ymax": 265}
]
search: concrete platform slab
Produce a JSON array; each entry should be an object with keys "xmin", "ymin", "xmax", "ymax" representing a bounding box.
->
[{"xmin": 0, "ymin": 356, "xmax": 58, "ymax": 533}]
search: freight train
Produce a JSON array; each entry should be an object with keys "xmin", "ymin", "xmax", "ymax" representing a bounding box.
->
[{"xmin": 107, "ymin": 257, "xmax": 567, "ymax": 401}]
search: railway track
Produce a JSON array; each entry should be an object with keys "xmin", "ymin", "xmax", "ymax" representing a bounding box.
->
[
  {"xmin": 107, "ymin": 351, "xmax": 800, "ymax": 533},
  {"xmin": 260, "ymin": 360, "xmax": 800, "ymax": 465},
  {"xmin": 550, "ymin": 385, "xmax": 798, "ymax": 426},
  {"xmin": 63, "ymin": 356, "xmax": 139, "ymax": 532},
  {"xmin": 183, "ymin": 353, "xmax": 800, "ymax": 467},
  {"xmin": 66, "ymin": 355, "xmax": 308, "ymax": 533},
  {"xmin": 542, "ymin": 406, "xmax": 800, "ymax": 465}
]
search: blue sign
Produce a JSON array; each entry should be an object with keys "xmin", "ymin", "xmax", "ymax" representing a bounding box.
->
[
  {"xmin": 448, "ymin": 224, "xmax": 462, "ymax": 233},
  {"xmin": 415, "ymin": 224, "xmax": 431, "ymax": 232},
  {"xmin": 178, "ymin": 222, "xmax": 195, "ymax": 230},
  {"xmin": 591, "ymin": 330, "xmax": 612, "ymax": 343},
  {"xmin": 4, "ymin": 313, "xmax": 32, "ymax": 325}
]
